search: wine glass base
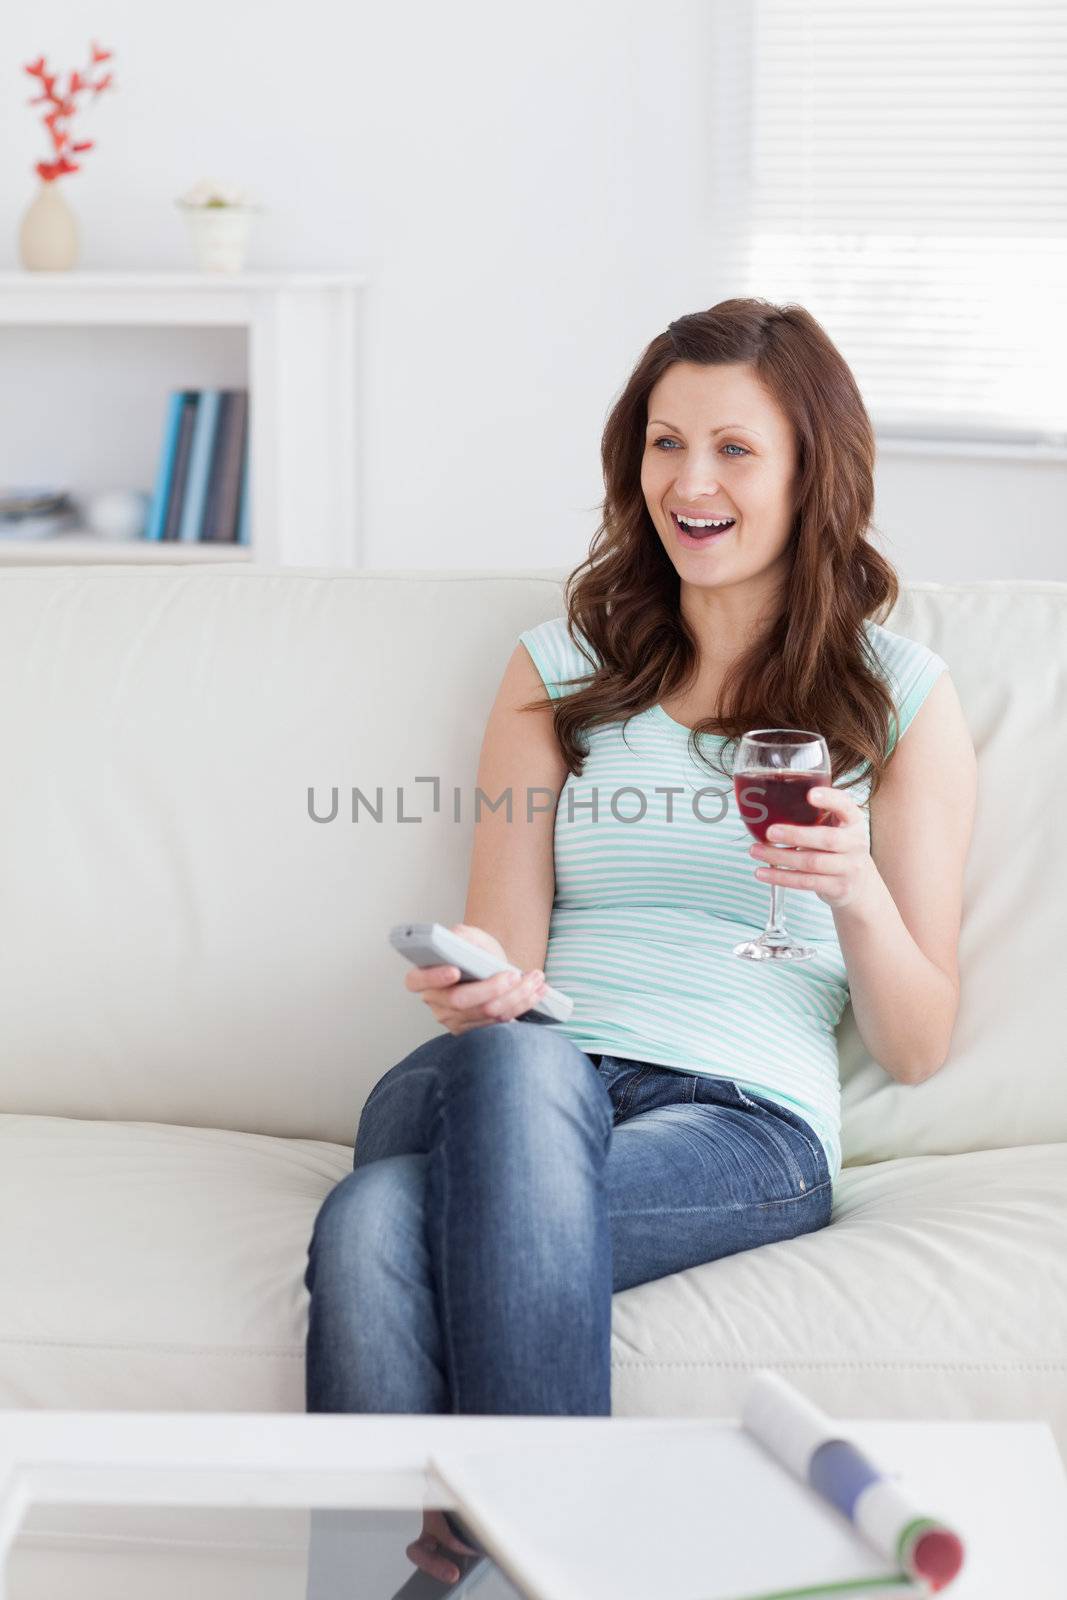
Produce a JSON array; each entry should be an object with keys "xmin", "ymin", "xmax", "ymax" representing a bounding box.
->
[{"xmin": 732, "ymin": 938, "xmax": 817, "ymax": 962}]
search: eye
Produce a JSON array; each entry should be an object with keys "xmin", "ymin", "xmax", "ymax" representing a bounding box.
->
[{"xmin": 650, "ymin": 438, "xmax": 749, "ymax": 457}]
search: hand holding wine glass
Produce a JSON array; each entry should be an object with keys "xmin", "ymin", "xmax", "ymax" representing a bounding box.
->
[{"xmin": 733, "ymin": 729, "xmax": 873, "ymax": 960}]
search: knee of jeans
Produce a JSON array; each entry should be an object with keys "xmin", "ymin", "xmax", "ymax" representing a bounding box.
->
[
  {"xmin": 305, "ymin": 1154, "xmax": 427, "ymax": 1285},
  {"xmin": 360, "ymin": 1031, "xmax": 456, "ymax": 1109},
  {"xmin": 450, "ymin": 1022, "xmax": 612, "ymax": 1131}
]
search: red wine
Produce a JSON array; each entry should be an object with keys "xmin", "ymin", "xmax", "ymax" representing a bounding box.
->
[{"xmin": 734, "ymin": 769, "xmax": 832, "ymax": 843}]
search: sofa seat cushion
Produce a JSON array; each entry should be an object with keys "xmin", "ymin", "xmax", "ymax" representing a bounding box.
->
[
  {"xmin": 614, "ymin": 1143, "xmax": 1067, "ymax": 1456},
  {"xmin": 3, "ymin": 1116, "xmax": 1064, "ymax": 1452},
  {"xmin": 0, "ymin": 1114, "xmax": 349, "ymax": 1411}
]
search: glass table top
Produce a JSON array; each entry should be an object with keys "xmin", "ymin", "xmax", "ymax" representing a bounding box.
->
[{"xmin": 9, "ymin": 1501, "xmax": 526, "ymax": 1600}]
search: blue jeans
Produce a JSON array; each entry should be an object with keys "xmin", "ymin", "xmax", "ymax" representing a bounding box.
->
[{"xmin": 303, "ymin": 1021, "xmax": 832, "ymax": 1417}]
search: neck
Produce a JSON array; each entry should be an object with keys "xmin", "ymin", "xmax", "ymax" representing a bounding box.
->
[{"xmin": 678, "ymin": 570, "xmax": 785, "ymax": 676}]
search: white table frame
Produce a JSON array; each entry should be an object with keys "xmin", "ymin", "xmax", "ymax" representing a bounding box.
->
[{"xmin": 1, "ymin": 1412, "xmax": 1064, "ymax": 1600}]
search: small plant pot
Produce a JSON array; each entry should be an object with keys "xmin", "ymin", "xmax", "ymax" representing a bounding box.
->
[{"xmin": 178, "ymin": 203, "xmax": 259, "ymax": 273}]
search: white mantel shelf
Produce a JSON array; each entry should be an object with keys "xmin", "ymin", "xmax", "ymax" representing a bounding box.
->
[
  {"xmin": 0, "ymin": 271, "xmax": 367, "ymax": 311},
  {"xmin": 0, "ymin": 536, "xmax": 253, "ymax": 565},
  {"xmin": 0, "ymin": 272, "xmax": 365, "ymax": 288},
  {"xmin": 0, "ymin": 270, "xmax": 369, "ymax": 567}
]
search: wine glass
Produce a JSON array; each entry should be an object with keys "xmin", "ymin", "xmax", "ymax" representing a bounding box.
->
[{"xmin": 732, "ymin": 729, "xmax": 832, "ymax": 962}]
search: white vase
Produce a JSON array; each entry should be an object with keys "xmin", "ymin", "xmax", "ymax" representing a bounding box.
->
[
  {"xmin": 18, "ymin": 181, "xmax": 79, "ymax": 272},
  {"xmin": 179, "ymin": 205, "xmax": 257, "ymax": 273}
]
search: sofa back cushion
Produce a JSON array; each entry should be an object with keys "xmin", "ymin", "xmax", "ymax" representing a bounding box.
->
[
  {"xmin": 0, "ymin": 569, "xmax": 561, "ymax": 1141},
  {"xmin": 0, "ymin": 569, "xmax": 1061, "ymax": 1159},
  {"xmin": 840, "ymin": 581, "xmax": 1066, "ymax": 1164}
]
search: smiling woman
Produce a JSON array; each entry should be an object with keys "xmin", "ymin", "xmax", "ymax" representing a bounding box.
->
[{"xmin": 304, "ymin": 299, "xmax": 976, "ymax": 1554}]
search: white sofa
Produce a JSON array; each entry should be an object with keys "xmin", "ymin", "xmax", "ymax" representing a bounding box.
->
[{"xmin": 1, "ymin": 567, "xmax": 1064, "ymax": 1459}]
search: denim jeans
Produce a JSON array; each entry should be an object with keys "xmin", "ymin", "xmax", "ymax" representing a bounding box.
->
[{"xmin": 303, "ymin": 1020, "xmax": 832, "ymax": 1418}]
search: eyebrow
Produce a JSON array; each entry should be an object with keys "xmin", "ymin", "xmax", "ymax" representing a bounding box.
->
[{"xmin": 647, "ymin": 419, "xmax": 764, "ymax": 437}]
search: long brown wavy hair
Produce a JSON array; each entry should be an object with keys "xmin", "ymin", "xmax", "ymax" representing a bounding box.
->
[{"xmin": 523, "ymin": 297, "xmax": 902, "ymax": 799}]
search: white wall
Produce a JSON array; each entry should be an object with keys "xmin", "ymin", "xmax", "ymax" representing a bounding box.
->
[{"xmin": 2, "ymin": 0, "xmax": 1063, "ymax": 580}]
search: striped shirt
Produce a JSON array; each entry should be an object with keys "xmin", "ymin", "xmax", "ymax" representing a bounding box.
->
[{"xmin": 518, "ymin": 614, "xmax": 949, "ymax": 1183}]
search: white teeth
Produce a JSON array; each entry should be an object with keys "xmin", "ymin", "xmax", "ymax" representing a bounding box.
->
[{"xmin": 677, "ymin": 514, "xmax": 734, "ymax": 529}]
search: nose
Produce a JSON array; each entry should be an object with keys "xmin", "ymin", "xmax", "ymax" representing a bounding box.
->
[
  {"xmin": 672, "ymin": 475, "xmax": 724, "ymax": 500},
  {"xmin": 671, "ymin": 459, "xmax": 725, "ymax": 497}
]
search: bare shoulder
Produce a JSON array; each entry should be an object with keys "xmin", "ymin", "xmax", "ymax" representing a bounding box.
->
[
  {"xmin": 493, "ymin": 642, "xmax": 568, "ymax": 774},
  {"xmin": 462, "ymin": 643, "xmax": 566, "ymax": 971},
  {"xmin": 878, "ymin": 670, "xmax": 976, "ymax": 795},
  {"xmin": 508, "ymin": 637, "xmax": 556, "ymax": 709},
  {"xmin": 869, "ymin": 671, "xmax": 977, "ymax": 987},
  {"xmin": 471, "ymin": 641, "xmax": 568, "ymax": 813}
]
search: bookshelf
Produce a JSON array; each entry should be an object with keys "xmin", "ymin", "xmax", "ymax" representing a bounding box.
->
[{"xmin": 0, "ymin": 271, "xmax": 367, "ymax": 566}]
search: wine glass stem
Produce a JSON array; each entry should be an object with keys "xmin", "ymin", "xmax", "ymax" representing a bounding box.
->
[{"xmin": 762, "ymin": 845, "xmax": 791, "ymax": 944}]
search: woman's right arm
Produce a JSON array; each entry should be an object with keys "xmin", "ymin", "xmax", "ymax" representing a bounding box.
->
[
  {"xmin": 463, "ymin": 640, "xmax": 566, "ymax": 972},
  {"xmin": 403, "ymin": 640, "xmax": 567, "ymax": 1032}
]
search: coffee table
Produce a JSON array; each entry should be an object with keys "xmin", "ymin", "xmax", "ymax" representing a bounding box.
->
[{"xmin": 1, "ymin": 1411, "xmax": 1063, "ymax": 1600}]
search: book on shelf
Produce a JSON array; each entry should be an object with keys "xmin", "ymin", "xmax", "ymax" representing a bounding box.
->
[
  {"xmin": 200, "ymin": 390, "xmax": 249, "ymax": 543},
  {"xmin": 145, "ymin": 392, "xmax": 190, "ymax": 542},
  {"xmin": 176, "ymin": 390, "xmax": 221, "ymax": 543},
  {"xmin": 161, "ymin": 393, "xmax": 199, "ymax": 542},
  {"xmin": 146, "ymin": 387, "xmax": 249, "ymax": 544},
  {"xmin": 235, "ymin": 446, "xmax": 251, "ymax": 547}
]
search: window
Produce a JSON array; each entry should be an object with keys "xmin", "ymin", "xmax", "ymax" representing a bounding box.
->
[{"xmin": 711, "ymin": 0, "xmax": 1067, "ymax": 450}]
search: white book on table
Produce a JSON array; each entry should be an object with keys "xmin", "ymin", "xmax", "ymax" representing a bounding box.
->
[{"xmin": 430, "ymin": 1427, "xmax": 934, "ymax": 1600}]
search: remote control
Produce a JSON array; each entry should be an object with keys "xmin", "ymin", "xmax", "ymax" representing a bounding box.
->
[{"xmin": 389, "ymin": 922, "xmax": 573, "ymax": 1025}]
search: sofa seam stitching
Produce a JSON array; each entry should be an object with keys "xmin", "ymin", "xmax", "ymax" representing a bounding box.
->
[
  {"xmin": 612, "ymin": 1359, "xmax": 1067, "ymax": 1372},
  {"xmin": 5, "ymin": 1339, "xmax": 1063, "ymax": 1372},
  {"xmin": 0, "ymin": 1336, "xmax": 304, "ymax": 1356}
]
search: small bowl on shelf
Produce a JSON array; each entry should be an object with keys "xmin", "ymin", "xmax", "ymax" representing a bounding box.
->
[{"xmin": 0, "ymin": 487, "xmax": 77, "ymax": 540}]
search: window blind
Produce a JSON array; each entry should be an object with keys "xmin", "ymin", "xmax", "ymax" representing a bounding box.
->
[{"xmin": 714, "ymin": 0, "xmax": 1067, "ymax": 448}]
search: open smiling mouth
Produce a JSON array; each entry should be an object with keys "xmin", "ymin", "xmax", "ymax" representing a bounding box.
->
[{"xmin": 671, "ymin": 511, "xmax": 736, "ymax": 542}]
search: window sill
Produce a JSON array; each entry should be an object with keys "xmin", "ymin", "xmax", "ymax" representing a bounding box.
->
[{"xmin": 876, "ymin": 435, "xmax": 1067, "ymax": 464}]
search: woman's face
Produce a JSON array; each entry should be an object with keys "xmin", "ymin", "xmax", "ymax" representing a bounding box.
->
[{"xmin": 641, "ymin": 361, "xmax": 800, "ymax": 594}]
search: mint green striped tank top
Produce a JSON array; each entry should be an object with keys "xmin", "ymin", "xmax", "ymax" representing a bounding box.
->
[{"xmin": 518, "ymin": 614, "xmax": 949, "ymax": 1184}]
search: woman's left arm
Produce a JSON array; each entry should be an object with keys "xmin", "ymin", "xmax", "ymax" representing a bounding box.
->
[{"xmin": 748, "ymin": 672, "xmax": 978, "ymax": 1084}]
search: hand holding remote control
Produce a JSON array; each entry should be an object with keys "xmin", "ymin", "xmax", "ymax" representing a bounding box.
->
[{"xmin": 401, "ymin": 922, "xmax": 551, "ymax": 1036}]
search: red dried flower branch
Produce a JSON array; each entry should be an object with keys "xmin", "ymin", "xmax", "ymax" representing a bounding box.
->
[{"xmin": 23, "ymin": 41, "xmax": 116, "ymax": 182}]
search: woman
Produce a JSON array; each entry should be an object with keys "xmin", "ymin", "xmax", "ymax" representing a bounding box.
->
[{"xmin": 304, "ymin": 298, "xmax": 976, "ymax": 1585}]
